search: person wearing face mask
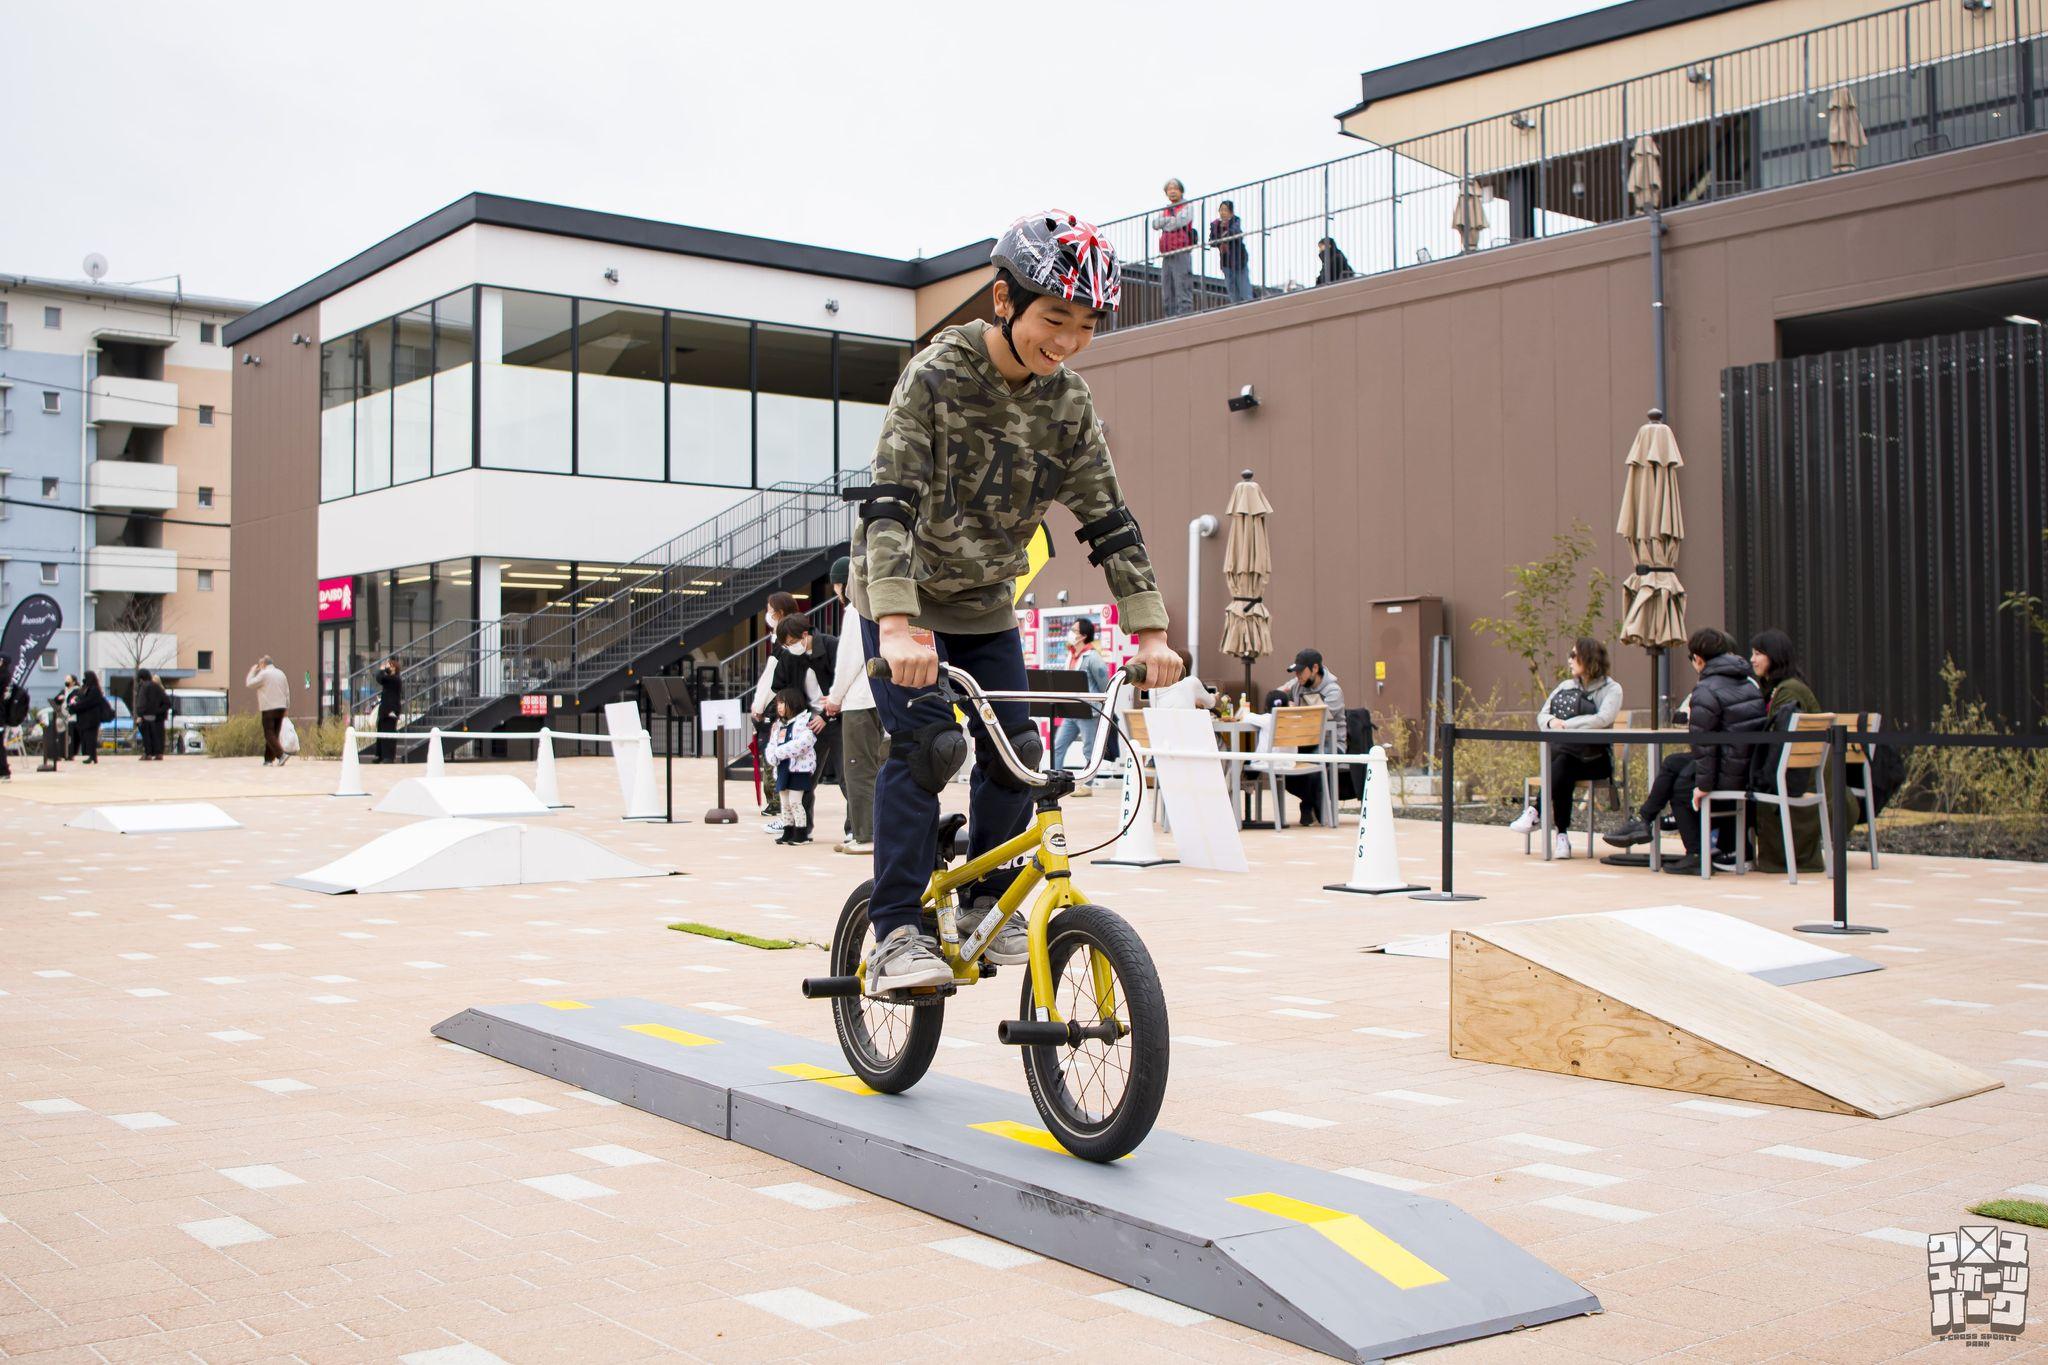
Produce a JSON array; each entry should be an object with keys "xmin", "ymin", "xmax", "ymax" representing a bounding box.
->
[
  {"xmin": 757, "ymin": 613, "xmax": 826, "ymax": 835},
  {"xmin": 750, "ymin": 592, "xmax": 802, "ymax": 819}
]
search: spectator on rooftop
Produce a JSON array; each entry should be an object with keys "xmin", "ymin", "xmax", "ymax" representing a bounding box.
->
[{"xmin": 1153, "ymin": 179, "xmax": 1198, "ymax": 318}]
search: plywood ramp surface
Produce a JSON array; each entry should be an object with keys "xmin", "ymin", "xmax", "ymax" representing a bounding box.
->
[{"xmin": 1451, "ymin": 919, "xmax": 1999, "ymax": 1119}]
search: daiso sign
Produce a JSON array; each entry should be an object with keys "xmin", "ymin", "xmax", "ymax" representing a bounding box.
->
[{"xmin": 317, "ymin": 576, "xmax": 355, "ymax": 622}]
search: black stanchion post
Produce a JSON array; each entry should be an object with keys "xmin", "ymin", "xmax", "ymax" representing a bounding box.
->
[
  {"xmin": 705, "ymin": 725, "xmax": 738, "ymax": 824},
  {"xmin": 1412, "ymin": 719, "xmax": 1483, "ymax": 902},
  {"xmin": 1796, "ymin": 721, "xmax": 1885, "ymax": 935},
  {"xmin": 665, "ymin": 713, "xmax": 675, "ymax": 824}
]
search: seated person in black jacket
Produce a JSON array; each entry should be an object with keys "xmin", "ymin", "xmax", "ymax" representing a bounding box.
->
[{"xmin": 1670, "ymin": 628, "xmax": 1767, "ymax": 870}]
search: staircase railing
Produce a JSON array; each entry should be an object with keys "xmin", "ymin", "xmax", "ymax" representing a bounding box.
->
[
  {"xmin": 338, "ymin": 617, "xmax": 482, "ymax": 722},
  {"xmin": 382, "ymin": 466, "xmax": 866, "ymax": 733}
]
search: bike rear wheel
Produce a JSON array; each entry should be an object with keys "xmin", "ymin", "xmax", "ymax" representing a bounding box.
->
[
  {"xmin": 829, "ymin": 880, "xmax": 944, "ymax": 1093},
  {"xmin": 1019, "ymin": 903, "xmax": 1169, "ymax": 1162}
]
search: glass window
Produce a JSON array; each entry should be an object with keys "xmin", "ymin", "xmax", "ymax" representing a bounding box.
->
[
  {"xmin": 196, "ymin": 649, "xmax": 211, "ymax": 671},
  {"xmin": 576, "ymin": 301, "xmax": 664, "ymax": 480},
  {"xmin": 390, "ymin": 562, "xmax": 434, "ymax": 650},
  {"xmin": 433, "ymin": 558, "xmax": 471, "ymax": 633},
  {"xmin": 481, "ymin": 289, "xmax": 572, "ymax": 473},
  {"xmin": 320, "ymin": 336, "xmax": 355, "ymax": 500},
  {"xmin": 197, "ymin": 485, "xmax": 213, "ymax": 508},
  {"xmin": 756, "ymin": 323, "xmax": 834, "ymax": 488},
  {"xmin": 42, "ymin": 391, "xmax": 60, "ymax": 414},
  {"xmin": 358, "ymin": 572, "xmax": 389, "ymax": 659},
  {"xmin": 43, "ymin": 306, "xmax": 60, "ymax": 329},
  {"xmin": 392, "ymin": 306, "xmax": 433, "ymax": 484},
  {"xmin": 432, "ymin": 290, "xmax": 474, "ymax": 475},
  {"xmin": 40, "ymin": 562, "xmax": 58, "ymax": 583},
  {"xmin": 200, "ymin": 321, "xmax": 216, "ymax": 344},
  {"xmin": 497, "ymin": 558, "xmax": 577, "ymax": 617},
  {"xmin": 198, "ymin": 404, "xmax": 214, "ymax": 426},
  {"xmin": 197, "ymin": 569, "xmax": 214, "ymax": 591},
  {"xmin": 667, "ymin": 311, "xmax": 752, "ymax": 487},
  {"xmin": 42, "ymin": 476, "xmax": 58, "ymax": 497},
  {"xmin": 837, "ymin": 335, "xmax": 910, "ymax": 475},
  {"xmin": 354, "ymin": 321, "xmax": 394, "ymax": 492}
]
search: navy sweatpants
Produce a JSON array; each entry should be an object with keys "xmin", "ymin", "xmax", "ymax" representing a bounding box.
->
[{"xmin": 859, "ymin": 618, "xmax": 1033, "ymax": 941}]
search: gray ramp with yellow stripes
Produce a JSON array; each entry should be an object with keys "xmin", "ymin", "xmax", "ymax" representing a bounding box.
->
[{"xmin": 433, "ymin": 997, "xmax": 1598, "ymax": 1362}]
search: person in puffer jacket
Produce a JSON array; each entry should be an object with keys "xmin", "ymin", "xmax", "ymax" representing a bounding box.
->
[{"xmin": 1678, "ymin": 628, "xmax": 1767, "ymax": 867}]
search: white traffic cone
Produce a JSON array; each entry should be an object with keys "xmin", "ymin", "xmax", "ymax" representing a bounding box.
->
[
  {"xmin": 623, "ymin": 734, "xmax": 664, "ymax": 820},
  {"xmin": 1094, "ymin": 755, "xmax": 1176, "ymax": 868},
  {"xmin": 332, "ymin": 726, "xmax": 368, "ymax": 797},
  {"xmin": 425, "ymin": 728, "xmax": 447, "ymax": 780},
  {"xmin": 1325, "ymin": 746, "xmax": 1424, "ymax": 894},
  {"xmin": 532, "ymin": 728, "xmax": 569, "ymax": 808}
]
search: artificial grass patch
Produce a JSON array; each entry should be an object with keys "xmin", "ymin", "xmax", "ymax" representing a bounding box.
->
[
  {"xmin": 667, "ymin": 921, "xmax": 820, "ymax": 951},
  {"xmin": 1968, "ymin": 1198, "xmax": 2048, "ymax": 1229}
]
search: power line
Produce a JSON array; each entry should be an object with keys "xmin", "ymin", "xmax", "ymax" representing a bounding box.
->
[
  {"xmin": 1, "ymin": 495, "xmax": 230, "ymax": 529},
  {"xmin": 4, "ymin": 474, "xmax": 232, "ymax": 504},
  {"xmin": 0, "ymin": 373, "xmax": 231, "ymax": 419}
]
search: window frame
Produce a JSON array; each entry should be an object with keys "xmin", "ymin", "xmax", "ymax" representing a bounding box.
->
[
  {"xmin": 39, "ymin": 562, "xmax": 59, "ymax": 584},
  {"xmin": 197, "ymin": 404, "xmax": 215, "ymax": 426},
  {"xmin": 200, "ymin": 321, "xmax": 216, "ymax": 344},
  {"xmin": 41, "ymin": 476, "xmax": 59, "ymax": 498},
  {"xmin": 197, "ymin": 569, "xmax": 215, "ymax": 592},
  {"xmin": 43, "ymin": 306, "xmax": 61, "ymax": 329},
  {"xmin": 197, "ymin": 485, "xmax": 214, "ymax": 508},
  {"xmin": 196, "ymin": 649, "xmax": 213, "ymax": 671},
  {"xmin": 42, "ymin": 390, "xmax": 61, "ymax": 415}
]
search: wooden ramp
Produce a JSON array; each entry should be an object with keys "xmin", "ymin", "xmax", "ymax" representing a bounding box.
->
[{"xmin": 1450, "ymin": 918, "xmax": 1999, "ymax": 1118}]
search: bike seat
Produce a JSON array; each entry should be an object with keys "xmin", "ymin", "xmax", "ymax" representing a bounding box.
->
[{"xmin": 935, "ymin": 813, "xmax": 968, "ymax": 869}]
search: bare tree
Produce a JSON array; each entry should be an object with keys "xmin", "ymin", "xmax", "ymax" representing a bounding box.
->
[{"xmin": 106, "ymin": 594, "xmax": 177, "ymax": 706}]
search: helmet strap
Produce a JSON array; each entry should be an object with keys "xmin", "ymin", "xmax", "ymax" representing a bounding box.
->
[{"xmin": 999, "ymin": 311, "xmax": 1028, "ymax": 369}]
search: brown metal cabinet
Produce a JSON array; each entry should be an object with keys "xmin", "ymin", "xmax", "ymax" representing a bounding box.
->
[{"xmin": 1369, "ymin": 597, "xmax": 1443, "ymax": 763}]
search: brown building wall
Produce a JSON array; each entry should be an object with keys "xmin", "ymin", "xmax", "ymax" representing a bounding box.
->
[
  {"xmin": 227, "ymin": 309, "xmax": 321, "ymax": 721},
  {"xmin": 1032, "ymin": 133, "xmax": 2048, "ymax": 718}
]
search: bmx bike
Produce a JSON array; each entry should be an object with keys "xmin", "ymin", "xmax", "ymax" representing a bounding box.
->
[{"xmin": 801, "ymin": 658, "xmax": 1168, "ymax": 1162}]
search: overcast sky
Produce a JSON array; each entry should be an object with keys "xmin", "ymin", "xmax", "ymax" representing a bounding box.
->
[{"xmin": 4, "ymin": 0, "xmax": 1621, "ymax": 305}]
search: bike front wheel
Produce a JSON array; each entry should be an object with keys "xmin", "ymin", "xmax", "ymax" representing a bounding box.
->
[
  {"xmin": 829, "ymin": 880, "xmax": 944, "ymax": 1093},
  {"xmin": 1019, "ymin": 903, "xmax": 1169, "ymax": 1162}
]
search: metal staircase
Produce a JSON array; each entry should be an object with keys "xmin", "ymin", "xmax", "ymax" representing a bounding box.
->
[{"xmin": 369, "ymin": 468, "xmax": 862, "ymax": 752}]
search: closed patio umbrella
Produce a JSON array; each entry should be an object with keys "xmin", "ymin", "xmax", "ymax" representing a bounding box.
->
[
  {"xmin": 1617, "ymin": 408, "xmax": 1689, "ymax": 690},
  {"xmin": 1828, "ymin": 87, "xmax": 1868, "ymax": 173},
  {"xmin": 1219, "ymin": 470, "xmax": 1273, "ymax": 695},
  {"xmin": 1450, "ymin": 179, "xmax": 1489, "ymax": 253},
  {"xmin": 1627, "ymin": 135, "xmax": 1663, "ymax": 215}
]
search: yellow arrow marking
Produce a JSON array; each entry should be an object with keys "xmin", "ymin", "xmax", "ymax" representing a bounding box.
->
[
  {"xmin": 772, "ymin": 1062, "xmax": 878, "ymax": 1095},
  {"xmin": 1229, "ymin": 1193, "xmax": 1447, "ymax": 1289},
  {"xmin": 972, "ymin": 1119, "xmax": 1132, "ymax": 1160},
  {"xmin": 624, "ymin": 1022, "xmax": 718, "ymax": 1047},
  {"xmin": 540, "ymin": 1000, "xmax": 591, "ymax": 1011}
]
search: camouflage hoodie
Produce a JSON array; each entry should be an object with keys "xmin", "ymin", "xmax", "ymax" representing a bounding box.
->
[{"xmin": 850, "ymin": 320, "xmax": 1167, "ymax": 636}]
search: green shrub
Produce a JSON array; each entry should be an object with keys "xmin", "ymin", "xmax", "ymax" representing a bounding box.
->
[{"xmin": 203, "ymin": 714, "xmax": 264, "ymax": 757}]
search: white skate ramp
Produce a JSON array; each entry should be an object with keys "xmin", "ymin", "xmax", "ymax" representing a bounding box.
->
[
  {"xmin": 1370, "ymin": 904, "xmax": 1880, "ymax": 984},
  {"xmin": 67, "ymin": 803, "xmax": 241, "ymax": 834},
  {"xmin": 281, "ymin": 818, "xmax": 670, "ymax": 894},
  {"xmin": 374, "ymin": 776, "xmax": 551, "ymax": 819}
]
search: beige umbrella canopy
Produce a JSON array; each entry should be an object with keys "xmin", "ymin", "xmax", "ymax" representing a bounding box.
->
[
  {"xmin": 1828, "ymin": 87, "xmax": 1868, "ymax": 174},
  {"xmin": 1616, "ymin": 410, "xmax": 1688, "ymax": 650},
  {"xmin": 1627, "ymin": 135, "xmax": 1664, "ymax": 215},
  {"xmin": 1450, "ymin": 179, "xmax": 1489, "ymax": 253},
  {"xmin": 1219, "ymin": 471, "xmax": 1273, "ymax": 681}
]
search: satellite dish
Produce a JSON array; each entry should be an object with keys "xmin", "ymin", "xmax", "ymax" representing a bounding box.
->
[{"xmin": 83, "ymin": 253, "xmax": 108, "ymax": 282}]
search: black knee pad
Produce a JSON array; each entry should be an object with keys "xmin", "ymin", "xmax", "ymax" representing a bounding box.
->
[
  {"xmin": 981, "ymin": 725, "xmax": 1044, "ymax": 792},
  {"xmin": 891, "ymin": 719, "xmax": 968, "ymax": 795}
]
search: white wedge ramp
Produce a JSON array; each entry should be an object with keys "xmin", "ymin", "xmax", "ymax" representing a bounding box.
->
[
  {"xmin": 374, "ymin": 775, "xmax": 552, "ymax": 819},
  {"xmin": 281, "ymin": 818, "xmax": 670, "ymax": 894},
  {"xmin": 68, "ymin": 803, "xmax": 242, "ymax": 834}
]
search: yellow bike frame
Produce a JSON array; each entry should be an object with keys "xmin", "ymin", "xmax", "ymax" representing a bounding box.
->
[{"xmin": 918, "ymin": 805, "xmax": 1119, "ymax": 1026}]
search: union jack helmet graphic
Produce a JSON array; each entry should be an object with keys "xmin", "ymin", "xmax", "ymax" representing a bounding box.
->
[{"xmin": 992, "ymin": 211, "xmax": 1121, "ymax": 312}]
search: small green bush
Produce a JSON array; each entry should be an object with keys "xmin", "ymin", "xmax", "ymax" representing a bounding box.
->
[{"xmin": 203, "ymin": 714, "xmax": 264, "ymax": 757}]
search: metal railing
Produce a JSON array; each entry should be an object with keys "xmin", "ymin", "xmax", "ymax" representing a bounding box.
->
[
  {"xmin": 1099, "ymin": 0, "xmax": 2045, "ymax": 331},
  {"xmin": 337, "ymin": 617, "xmax": 482, "ymax": 723},
  {"xmin": 368, "ymin": 466, "xmax": 863, "ymax": 738}
]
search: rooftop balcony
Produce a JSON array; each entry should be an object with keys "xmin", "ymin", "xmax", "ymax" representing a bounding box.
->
[
  {"xmin": 86, "ymin": 545, "xmax": 179, "ymax": 595},
  {"xmin": 89, "ymin": 375, "xmax": 179, "ymax": 429},
  {"xmin": 1099, "ymin": 0, "xmax": 2047, "ymax": 332},
  {"xmin": 87, "ymin": 459, "xmax": 180, "ymax": 512}
]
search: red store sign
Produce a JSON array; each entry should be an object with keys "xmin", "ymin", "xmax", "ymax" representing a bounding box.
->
[{"xmin": 317, "ymin": 576, "xmax": 355, "ymax": 622}]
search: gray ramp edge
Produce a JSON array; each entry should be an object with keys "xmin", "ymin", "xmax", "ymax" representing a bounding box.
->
[
  {"xmin": 434, "ymin": 998, "xmax": 1599, "ymax": 1362},
  {"xmin": 1754, "ymin": 955, "xmax": 1883, "ymax": 985}
]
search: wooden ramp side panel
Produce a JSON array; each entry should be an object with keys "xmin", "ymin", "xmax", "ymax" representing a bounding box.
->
[
  {"xmin": 1450, "ymin": 919, "xmax": 2000, "ymax": 1118},
  {"xmin": 1449, "ymin": 929, "xmax": 1858, "ymax": 1115}
]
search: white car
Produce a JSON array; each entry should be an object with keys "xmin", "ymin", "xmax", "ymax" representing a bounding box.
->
[{"xmin": 166, "ymin": 688, "xmax": 229, "ymax": 754}]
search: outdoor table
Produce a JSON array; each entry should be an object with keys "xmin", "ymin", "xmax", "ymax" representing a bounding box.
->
[{"xmin": 1212, "ymin": 718, "xmax": 1260, "ymax": 828}]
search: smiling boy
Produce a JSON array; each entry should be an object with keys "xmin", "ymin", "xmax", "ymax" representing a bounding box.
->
[{"xmin": 847, "ymin": 211, "xmax": 1184, "ymax": 995}]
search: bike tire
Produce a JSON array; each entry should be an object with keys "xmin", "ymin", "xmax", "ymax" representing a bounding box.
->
[
  {"xmin": 1019, "ymin": 903, "xmax": 1170, "ymax": 1162},
  {"xmin": 828, "ymin": 879, "xmax": 944, "ymax": 1094}
]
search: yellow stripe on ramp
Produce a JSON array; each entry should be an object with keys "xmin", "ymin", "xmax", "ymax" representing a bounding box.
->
[
  {"xmin": 540, "ymin": 1000, "xmax": 591, "ymax": 1011},
  {"xmin": 971, "ymin": 1119, "xmax": 1132, "ymax": 1160},
  {"xmin": 773, "ymin": 1062, "xmax": 878, "ymax": 1095},
  {"xmin": 624, "ymin": 1022, "xmax": 718, "ymax": 1047},
  {"xmin": 1229, "ymin": 1193, "xmax": 1447, "ymax": 1289}
]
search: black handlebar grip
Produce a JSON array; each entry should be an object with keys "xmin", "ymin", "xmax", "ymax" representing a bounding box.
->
[
  {"xmin": 1122, "ymin": 661, "xmax": 1148, "ymax": 684},
  {"xmin": 866, "ymin": 657, "xmax": 891, "ymax": 680}
]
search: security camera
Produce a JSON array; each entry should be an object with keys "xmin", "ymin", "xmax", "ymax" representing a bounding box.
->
[
  {"xmin": 824, "ymin": 298, "xmax": 841, "ymax": 314},
  {"xmin": 1227, "ymin": 384, "xmax": 1259, "ymax": 413},
  {"xmin": 240, "ymin": 353, "xmax": 261, "ymax": 366},
  {"xmin": 603, "ymin": 267, "xmax": 620, "ymax": 284}
]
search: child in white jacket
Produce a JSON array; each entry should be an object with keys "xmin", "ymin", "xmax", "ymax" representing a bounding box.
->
[{"xmin": 764, "ymin": 687, "xmax": 819, "ymax": 845}]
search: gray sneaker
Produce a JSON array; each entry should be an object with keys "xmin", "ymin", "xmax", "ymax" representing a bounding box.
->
[
  {"xmin": 959, "ymin": 899, "xmax": 1029, "ymax": 966},
  {"xmin": 863, "ymin": 926, "xmax": 952, "ymax": 995}
]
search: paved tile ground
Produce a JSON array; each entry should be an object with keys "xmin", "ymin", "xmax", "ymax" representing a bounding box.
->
[{"xmin": 2, "ymin": 754, "xmax": 2045, "ymax": 1362}]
